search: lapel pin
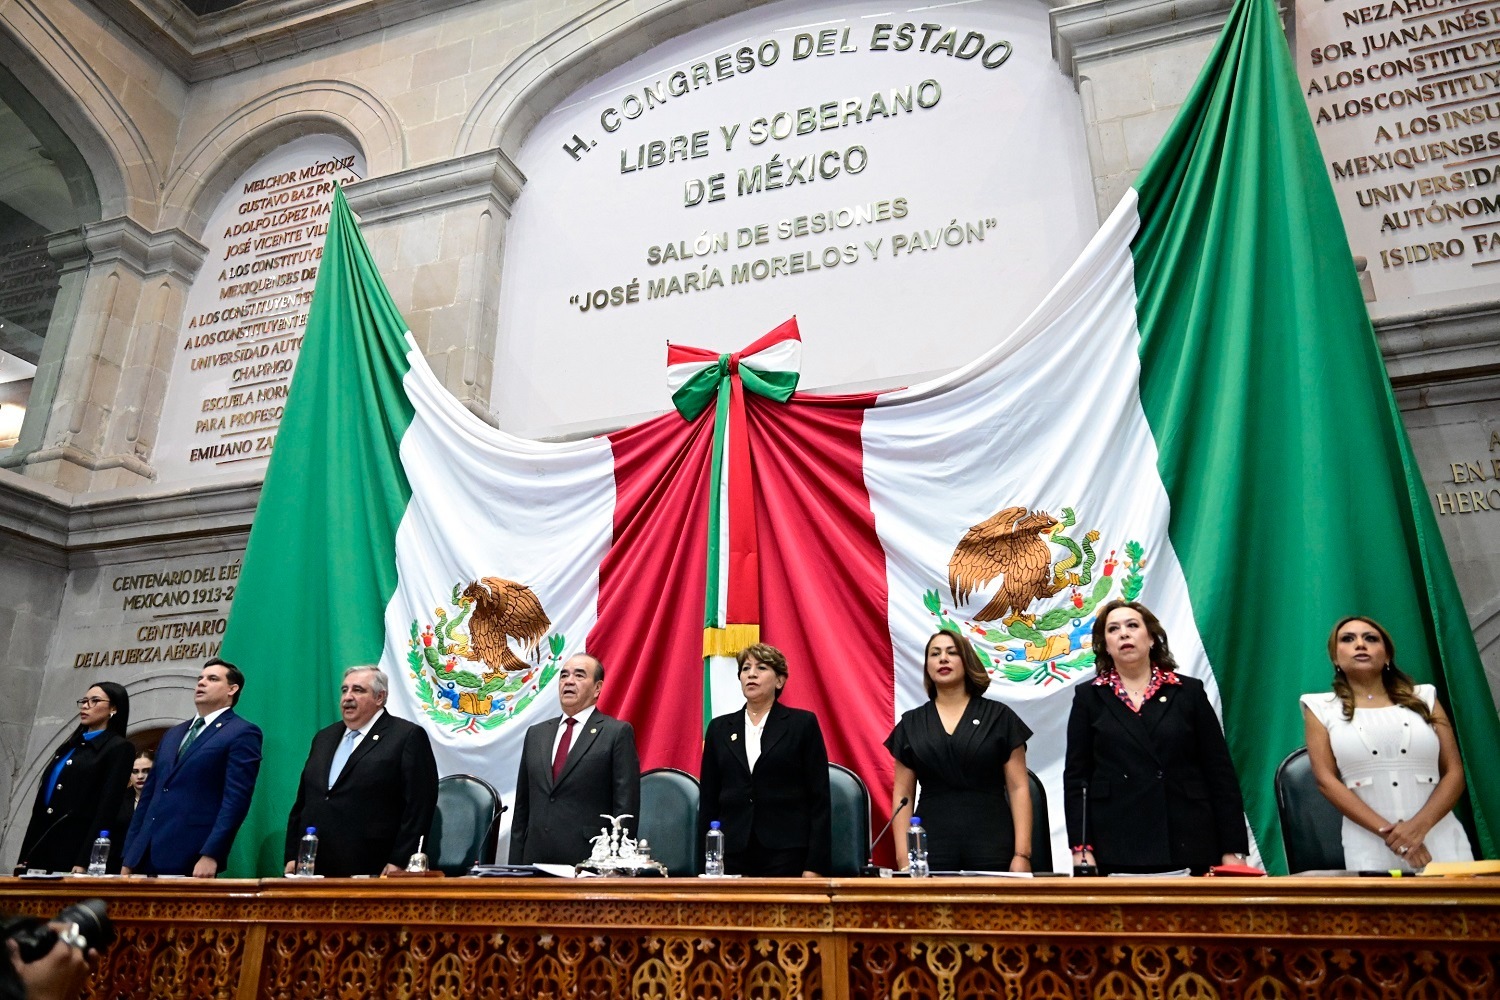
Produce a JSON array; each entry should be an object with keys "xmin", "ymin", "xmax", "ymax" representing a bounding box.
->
[
  {"xmin": 1159, "ymin": 696, "xmax": 1167, "ymax": 702},
  {"xmin": 972, "ymin": 719, "xmax": 980, "ymax": 725},
  {"xmin": 372, "ymin": 734, "xmax": 380, "ymax": 741},
  {"xmin": 590, "ymin": 728, "xmax": 598, "ymax": 734},
  {"xmin": 215, "ymin": 722, "xmax": 222, "ymax": 728},
  {"xmin": 731, "ymin": 733, "xmax": 738, "ymax": 741}
]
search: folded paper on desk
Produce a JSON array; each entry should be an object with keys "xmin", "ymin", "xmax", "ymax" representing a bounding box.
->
[
  {"xmin": 468, "ymin": 865, "xmax": 541, "ymax": 878},
  {"xmin": 1419, "ymin": 860, "xmax": 1500, "ymax": 877},
  {"xmin": 958, "ymin": 871, "xmax": 1035, "ymax": 878}
]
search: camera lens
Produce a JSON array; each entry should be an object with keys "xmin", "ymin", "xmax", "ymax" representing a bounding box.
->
[{"xmin": 56, "ymin": 899, "xmax": 113, "ymax": 951}]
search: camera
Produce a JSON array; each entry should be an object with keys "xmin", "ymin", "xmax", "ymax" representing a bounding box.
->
[{"xmin": 1, "ymin": 900, "xmax": 113, "ymax": 963}]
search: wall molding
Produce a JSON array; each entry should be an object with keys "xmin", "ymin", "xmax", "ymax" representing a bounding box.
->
[
  {"xmin": 91, "ymin": 0, "xmax": 486, "ymax": 84},
  {"xmin": 1050, "ymin": 0, "xmax": 1237, "ymax": 83},
  {"xmin": 0, "ymin": 468, "xmax": 258, "ymax": 554}
]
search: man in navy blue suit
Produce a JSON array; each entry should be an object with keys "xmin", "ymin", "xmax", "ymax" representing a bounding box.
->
[{"xmin": 122, "ymin": 658, "xmax": 263, "ymax": 877}]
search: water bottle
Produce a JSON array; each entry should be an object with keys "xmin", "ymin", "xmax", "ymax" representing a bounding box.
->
[
  {"xmin": 87, "ymin": 831, "xmax": 110, "ymax": 876},
  {"xmin": 704, "ymin": 821, "xmax": 725, "ymax": 877},
  {"xmin": 297, "ymin": 827, "xmax": 318, "ymax": 876},
  {"xmin": 907, "ymin": 817, "xmax": 929, "ymax": 878}
]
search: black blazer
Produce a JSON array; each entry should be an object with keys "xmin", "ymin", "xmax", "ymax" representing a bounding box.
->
[
  {"xmin": 698, "ymin": 702, "xmax": 832, "ymax": 876},
  {"xmin": 1063, "ymin": 674, "xmax": 1248, "ymax": 872},
  {"xmin": 509, "ymin": 710, "xmax": 640, "ymax": 865},
  {"xmin": 15, "ymin": 730, "xmax": 134, "ymax": 873},
  {"xmin": 284, "ymin": 711, "xmax": 439, "ymax": 876}
]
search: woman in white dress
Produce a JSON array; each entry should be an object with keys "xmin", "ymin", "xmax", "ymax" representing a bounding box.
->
[{"xmin": 1300, "ymin": 615, "xmax": 1473, "ymax": 870}]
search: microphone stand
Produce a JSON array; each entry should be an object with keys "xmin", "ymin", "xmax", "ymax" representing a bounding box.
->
[
  {"xmin": 13, "ymin": 809, "xmax": 78, "ymax": 876},
  {"xmin": 1072, "ymin": 786, "xmax": 1099, "ymax": 877},
  {"xmin": 480, "ymin": 803, "xmax": 509, "ymax": 866},
  {"xmin": 860, "ymin": 796, "xmax": 910, "ymax": 877}
]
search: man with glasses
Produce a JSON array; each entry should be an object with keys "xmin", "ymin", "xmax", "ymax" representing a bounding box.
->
[{"xmin": 122, "ymin": 659, "xmax": 263, "ymax": 877}]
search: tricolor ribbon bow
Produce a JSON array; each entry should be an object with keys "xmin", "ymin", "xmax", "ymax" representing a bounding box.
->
[{"xmin": 666, "ymin": 318, "xmax": 802, "ymax": 657}]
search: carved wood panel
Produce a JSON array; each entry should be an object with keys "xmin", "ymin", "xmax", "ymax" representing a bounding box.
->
[
  {"xmin": 847, "ymin": 940, "xmax": 1496, "ymax": 1000},
  {"xmin": 1, "ymin": 877, "xmax": 1495, "ymax": 1000},
  {"xmin": 255, "ymin": 927, "xmax": 821, "ymax": 1000}
]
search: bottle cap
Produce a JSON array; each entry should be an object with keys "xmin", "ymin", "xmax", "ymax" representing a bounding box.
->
[
  {"xmin": 710, "ymin": 820, "xmax": 721, "ymax": 830},
  {"xmin": 306, "ymin": 827, "xmax": 316, "ymax": 834},
  {"xmin": 910, "ymin": 817, "xmax": 921, "ymax": 825}
]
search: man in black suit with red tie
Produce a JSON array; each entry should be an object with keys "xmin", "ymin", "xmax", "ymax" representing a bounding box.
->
[
  {"xmin": 509, "ymin": 654, "xmax": 640, "ymax": 865},
  {"xmin": 284, "ymin": 666, "xmax": 438, "ymax": 877}
]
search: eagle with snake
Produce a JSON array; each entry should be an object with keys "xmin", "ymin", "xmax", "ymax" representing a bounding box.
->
[
  {"xmin": 948, "ymin": 506, "xmax": 1062, "ymax": 627},
  {"xmin": 459, "ymin": 576, "xmax": 551, "ymax": 674}
]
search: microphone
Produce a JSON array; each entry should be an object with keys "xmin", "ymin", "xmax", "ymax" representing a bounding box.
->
[
  {"xmin": 13, "ymin": 812, "xmax": 75, "ymax": 876},
  {"xmin": 480, "ymin": 803, "xmax": 509, "ymax": 865},
  {"xmin": 1073, "ymin": 786, "xmax": 1099, "ymax": 877},
  {"xmin": 860, "ymin": 796, "xmax": 910, "ymax": 876}
]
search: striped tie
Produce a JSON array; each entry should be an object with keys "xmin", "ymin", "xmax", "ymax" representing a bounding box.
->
[{"xmin": 177, "ymin": 717, "xmax": 205, "ymax": 760}]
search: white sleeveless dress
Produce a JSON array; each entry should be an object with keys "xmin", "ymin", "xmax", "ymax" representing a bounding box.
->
[{"xmin": 1300, "ymin": 686, "xmax": 1473, "ymax": 870}]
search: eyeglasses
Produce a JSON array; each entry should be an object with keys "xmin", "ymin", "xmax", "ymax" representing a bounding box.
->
[{"xmin": 76, "ymin": 697, "xmax": 109, "ymax": 707}]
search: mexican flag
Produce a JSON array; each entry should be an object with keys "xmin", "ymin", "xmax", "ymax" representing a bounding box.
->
[{"xmin": 222, "ymin": 0, "xmax": 1497, "ymax": 875}]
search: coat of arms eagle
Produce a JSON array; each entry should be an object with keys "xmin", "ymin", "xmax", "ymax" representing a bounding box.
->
[
  {"xmin": 458, "ymin": 576, "xmax": 551, "ymax": 674},
  {"xmin": 948, "ymin": 506, "xmax": 1062, "ymax": 628}
]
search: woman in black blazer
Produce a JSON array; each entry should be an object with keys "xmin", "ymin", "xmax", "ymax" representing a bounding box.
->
[
  {"xmin": 109, "ymin": 748, "xmax": 154, "ymax": 873},
  {"xmin": 698, "ymin": 643, "xmax": 832, "ymax": 876},
  {"xmin": 1064, "ymin": 601, "xmax": 1248, "ymax": 875},
  {"xmin": 15, "ymin": 681, "xmax": 135, "ymax": 874}
]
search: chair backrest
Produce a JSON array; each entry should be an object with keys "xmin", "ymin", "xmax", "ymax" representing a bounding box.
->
[
  {"xmin": 1024, "ymin": 769, "xmax": 1054, "ymax": 873},
  {"xmin": 431, "ymin": 774, "xmax": 501, "ymax": 876},
  {"xmin": 828, "ymin": 763, "xmax": 871, "ymax": 877},
  {"xmin": 1276, "ymin": 747, "xmax": 1346, "ymax": 872},
  {"xmin": 639, "ymin": 767, "xmax": 700, "ymax": 876}
]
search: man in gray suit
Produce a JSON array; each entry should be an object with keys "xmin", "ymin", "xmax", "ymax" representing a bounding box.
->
[{"xmin": 509, "ymin": 653, "xmax": 640, "ymax": 864}]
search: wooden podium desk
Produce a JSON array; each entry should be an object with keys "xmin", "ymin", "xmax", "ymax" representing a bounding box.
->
[{"xmin": 2, "ymin": 875, "xmax": 1497, "ymax": 999}]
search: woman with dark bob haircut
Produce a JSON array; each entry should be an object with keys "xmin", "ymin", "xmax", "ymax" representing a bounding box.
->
[
  {"xmin": 14, "ymin": 681, "xmax": 135, "ymax": 874},
  {"xmin": 1064, "ymin": 600, "xmax": 1248, "ymax": 874},
  {"xmin": 698, "ymin": 643, "xmax": 832, "ymax": 876},
  {"xmin": 1300, "ymin": 615, "xmax": 1472, "ymax": 870},
  {"xmin": 886, "ymin": 630, "xmax": 1034, "ymax": 872}
]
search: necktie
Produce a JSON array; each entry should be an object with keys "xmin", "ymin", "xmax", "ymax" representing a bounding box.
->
[
  {"xmin": 328, "ymin": 729, "xmax": 359, "ymax": 788},
  {"xmin": 552, "ymin": 717, "xmax": 577, "ymax": 782},
  {"xmin": 177, "ymin": 717, "xmax": 206, "ymax": 760}
]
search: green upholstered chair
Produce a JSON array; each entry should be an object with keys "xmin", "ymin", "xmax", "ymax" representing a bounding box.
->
[
  {"xmin": 1023, "ymin": 769, "xmax": 1054, "ymax": 873},
  {"xmin": 1276, "ymin": 747, "xmax": 1346, "ymax": 872},
  {"xmin": 828, "ymin": 763, "xmax": 870, "ymax": 876},
  {"xmin": 431, "ymin": 774, "xmax": 502, "ymax": 876},
  {"xmin": 639, "ymin": 767, "xmax": 700, "ymax": 876}
]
